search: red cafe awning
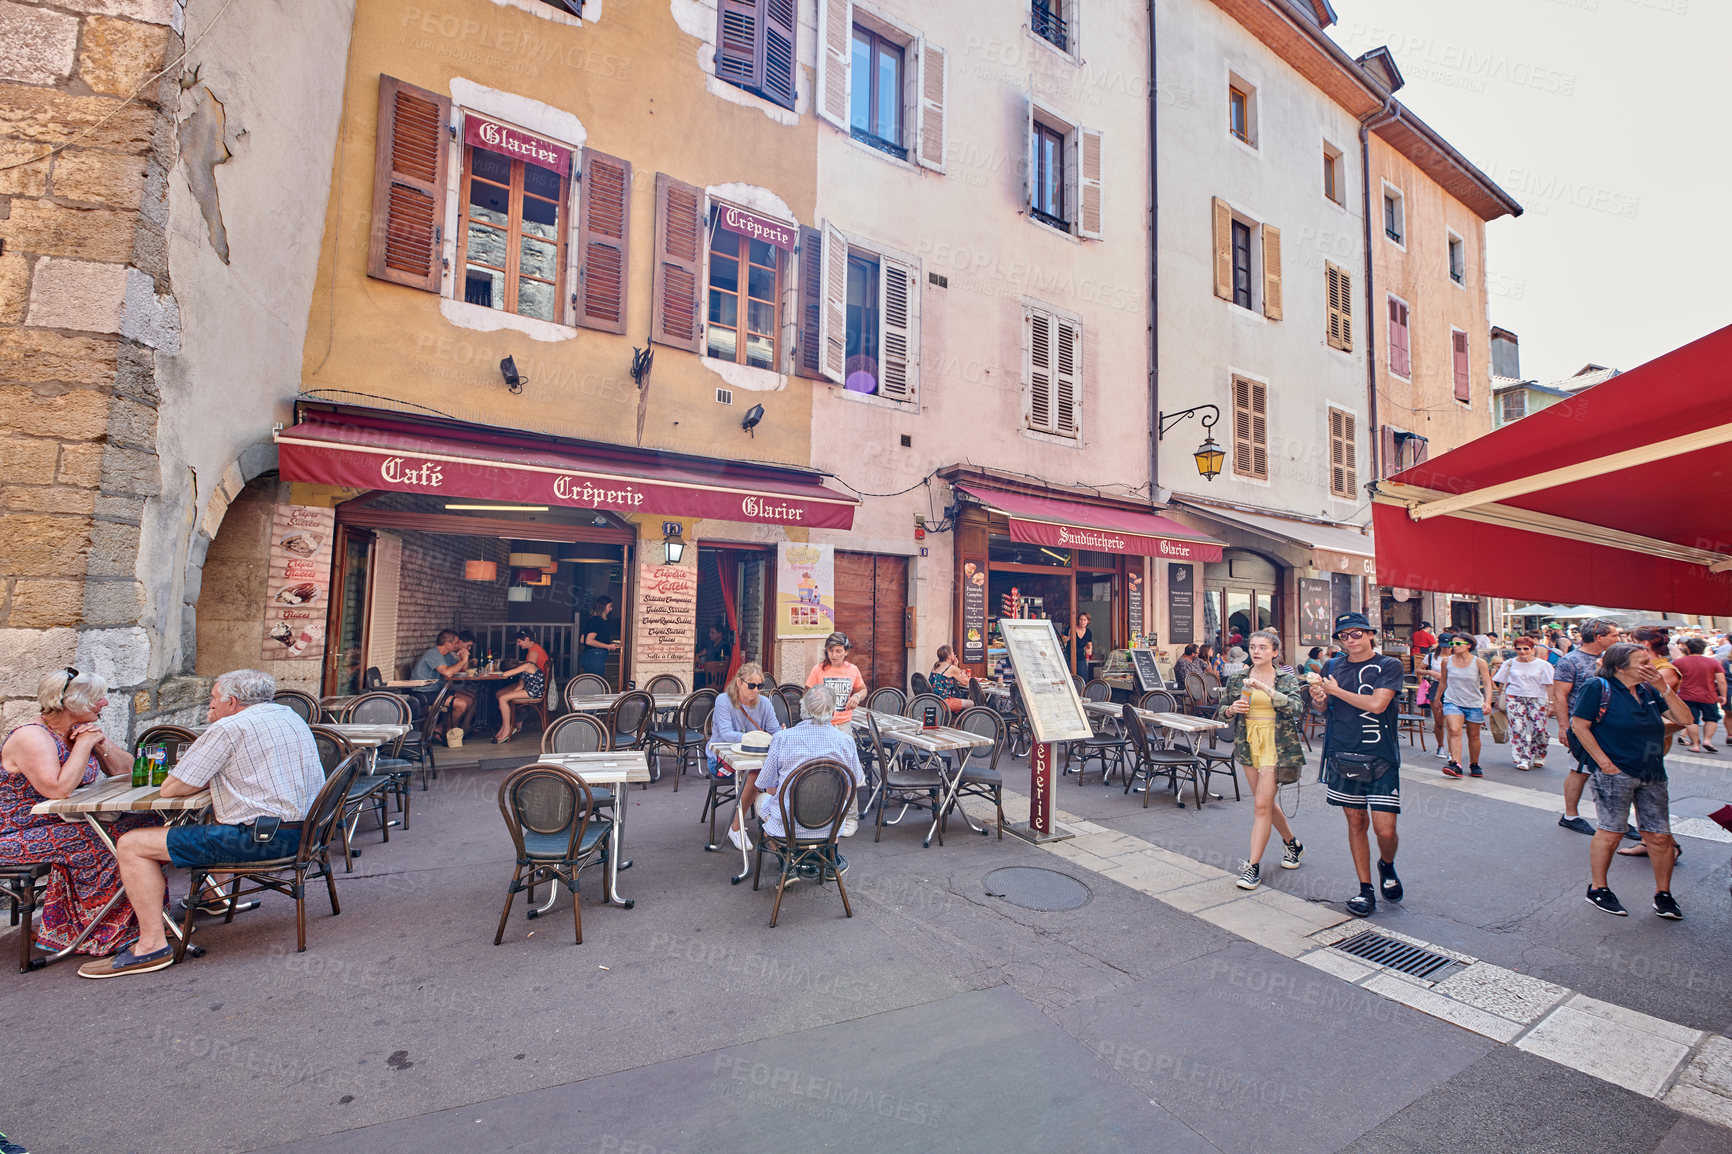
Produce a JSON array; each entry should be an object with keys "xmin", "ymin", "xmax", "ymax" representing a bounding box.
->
[
  {"xmin": 955, "ymin": 484, "xmax": 1223, "ymax": 562},
  {"xmin": 1372, "ymin": 324, "xmax": 1732, "ymax": 616},
  {"xmin": 276, "ymin": 410, "xmax": 858, "ymax": 529}
]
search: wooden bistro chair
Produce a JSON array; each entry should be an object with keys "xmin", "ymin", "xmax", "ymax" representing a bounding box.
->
[
  {"xmin": 751, "ymin": 758, "xmax": 856, "ymax": 927},
  {"xmin": 506, "ymin": 664, "xmax": 556, "ymax": 743},
  {"xmin": 607, "ymin": 690, "xmax": 656, "ymax": 786},
  {"xmin": 494, "ymin": 765, "xmax": 613, "ymax": 946},
  {"xmin": 173, "ymin": 751, "xmax": 363, "ymax": 959},
  {"xmin": 565, "ymin": 674, "xmax": 610, "ymax": 706},
  {"xmin": 1, "ymin": 864, "xmax": 51, "ymax": 972},
  {"xmin": 272, "ymin": 689, "xmax": 322, "ymax": 725},
  {"xmin": 948, "ymin": 706, "xmax": 1007, "ymax": 838},
  {"xmin": 651, "ymin": 689, "xmax": 718, "ymax": 792}
]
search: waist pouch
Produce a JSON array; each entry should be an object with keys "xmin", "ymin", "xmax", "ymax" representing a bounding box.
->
[{"xmin": 1328, "ymin": 752, "xmax": 1391, "ymax": 782}]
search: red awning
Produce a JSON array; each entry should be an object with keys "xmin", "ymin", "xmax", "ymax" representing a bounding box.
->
[
  {"xmin": 1372, "ymin": 324, "xmax": 1732, "ymax": 616},
  {"xmin": 956, "ymin": 484, "xmax": 1223, "ymax": 562},
  {"xmin": 276, "ymin": 410, "xmax": 858, "ymax": 529}
]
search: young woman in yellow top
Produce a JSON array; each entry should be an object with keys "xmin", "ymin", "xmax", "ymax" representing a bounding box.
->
[{"xmin": 1218, "ymin": 630, "xmax": 1307, "ymax": 891}]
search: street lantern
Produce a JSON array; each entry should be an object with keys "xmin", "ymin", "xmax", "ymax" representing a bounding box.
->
[
  {"xmin": 1193, "ymin": 436, "xmax": 1225, "ymax": 481},
  {"xmin": 1157, "ymin": 403, "xmax": 1225, "ymax": 482},
  {"xmin": 662, "ymin": 522, "xmax": 686, "ymax": 565}
]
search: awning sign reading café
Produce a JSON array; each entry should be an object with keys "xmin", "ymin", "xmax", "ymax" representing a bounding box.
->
[{"xmin": 463, "ymin": 115, "xmax": 572, "ymax": 175}]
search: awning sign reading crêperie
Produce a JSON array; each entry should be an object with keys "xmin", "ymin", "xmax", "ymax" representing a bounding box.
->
[
  {"xmin": 463, "ymin": 115, "xmax": 572, "ymax": 175},
  {"xmin": 713, "ymin": 202, "xmax": 796, "ymax": 252}
]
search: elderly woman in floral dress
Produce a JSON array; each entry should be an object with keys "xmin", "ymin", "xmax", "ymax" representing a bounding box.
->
[{"xmin": 0, "ymin": 669, "xmax": 163, "ymax": 957}]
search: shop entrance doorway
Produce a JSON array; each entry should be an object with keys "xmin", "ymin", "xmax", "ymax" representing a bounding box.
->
[
  {"xmin": 695, "ymin": 546, "xmax": 772, "ymax": 689},
  {"xmin": 835, "ymin": 551, "xmax": 908, "ymax": 691},
  {"xmin": 1204, "ymin": 550, "xmax": 1280, "ymax": 657}
]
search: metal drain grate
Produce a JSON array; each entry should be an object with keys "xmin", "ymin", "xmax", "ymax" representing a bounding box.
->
[
  {"xmin": 983, "ymin": 867, "xmax": 1092, "ymax": 911},
  {"xmin": 1331, "ymin": 930, "xmax": 1462, "ymax": 980}
]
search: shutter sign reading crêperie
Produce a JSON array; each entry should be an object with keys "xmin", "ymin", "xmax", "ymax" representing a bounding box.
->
[
  {"xmin": 574, "ymin": 148, "xmax": 631, "ymax": 333},
  {"xmin": 651, "ymin": 173, "xmax": 705, "ymax": 353},
  {"xmin": 368, "ymin": 76, "xmax": 451, "ymax": 293}
]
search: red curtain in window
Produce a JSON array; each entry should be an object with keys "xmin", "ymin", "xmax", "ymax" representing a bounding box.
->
[{"xmin": 716, "ymin": 553, "xmax": 743, "ymax": 685}]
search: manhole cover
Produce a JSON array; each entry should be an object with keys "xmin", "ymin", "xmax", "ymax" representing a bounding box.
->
[{"xmin": 984, "ymin": 867, "xmax": 1092, "ymax": 911}]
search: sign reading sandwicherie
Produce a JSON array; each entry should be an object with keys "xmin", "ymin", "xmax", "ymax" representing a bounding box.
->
[
  {"xmin": 998, "ymin": 618, "xmax": 1091, "ymax": 840},
  {"xmin": 1004, "ymin": 518, "xmax": 1222, "ymax": 561}
]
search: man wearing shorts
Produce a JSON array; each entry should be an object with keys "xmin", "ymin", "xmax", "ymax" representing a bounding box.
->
[
  {"xmin": 1673, "ymin": 637, "xmax": 1726, "ymax": 753},
  {"xmin": 82, "ymin": 669, "xmax": 325, "ymax": 978},
  {"xmin": 1311, "ymin": 613, "xmax": 1404, "ymax": 918},
  {"xmin": 1549, "ymin": 618, "xmax": 1621, "ymax": 834}
]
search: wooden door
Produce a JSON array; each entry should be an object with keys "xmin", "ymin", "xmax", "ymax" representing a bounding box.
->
[{"xmin": 834, "ymin": 551, "xmax": 908, "ymax": 691}]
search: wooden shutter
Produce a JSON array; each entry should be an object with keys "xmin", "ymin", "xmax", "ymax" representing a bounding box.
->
[
  {"xmin": 917, "ymin": 39, "xmax": 947, "ymax": 172},
  {"xmin": 1387, "ymin": 297, "xmax": 1410, "ymax": 378},
  {"xmin": 367, "ymin": 76, "xmax": 450, "ymax": 293},
  {"xmin": 1026, "ymin": 308, "xmax": 1052, "ymax": 432},
  {"xmin": 1260, "ymin": 223, "xmax": 1281, "ymax": 320},
  {"xmin": 760, "ymin": 0, "xmax": 797, "ymax": 110},
  {"xmin": 1053, "ymin": 316, "xmax": 1080, "ymax": 436},
  {"xmin": 1332, "ymin": 410, "xmax": 1360, "ymax": 495},
  {"xmin": 1452, "ymin": 330, "xmax": 1471, "ymax": 402},
  {"xmin": 1232, "ymin": 378, "xmax": 1266, "ymax": 479},
  {"xmin": 651, "ymin": 173, "xmax": 704, "ymax": 352},
  {"xmin": 715, "ymin": 0, "xmax": 760, "ymax": 91},
  {"xmin": 796, "ymin": 225, "xmax": 825, "ymax": 380},
  {"xmin": 819, "ymin": 220, "xmax": 847, "ymax": 383},
  {"xmin": 573, "ymin": 148, "xmax": 631, "ymax": 333},
  {"xmin": 366, "ymin": 533, "xmax": 402, "ymax": 677},
  {"xmin": 1076, "ymin": 127, "xmax": 1103, "ymax": 239},
  {"xmin": 1023, "ymin": 99, "xmax": 1036, "ymax": 214},
  {"xmin": 1325, "ymin": 262, "xmax": 1352, "ymax": 351},
  {"xmin": 878, "ymin": 257, "xmax": 918, "ymax": 403},
  {"xmin": 817, "ymin": 0, "xmax": 851, "ymax": 130},
  {"xmin": 1212, "ymin": 197, "xmax": 1233, "ymax": 300},
  {"xmin": 1379, "ymin": 424, "xmax": 1398, "ymax": 481}
]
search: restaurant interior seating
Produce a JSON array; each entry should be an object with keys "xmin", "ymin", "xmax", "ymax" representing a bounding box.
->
[{"xmin": 494, "ymin": 765, "xmax": 613, "ymax": 946}]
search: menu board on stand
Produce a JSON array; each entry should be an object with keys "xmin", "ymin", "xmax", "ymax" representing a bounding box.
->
[
  {"xmin": 1167, "ymin": 563, "xmax": 1195, "ymax": 645},
  {"xmin": 1127, "ymin": 568, "xmax": 1145, "ymax": 642},
  {"xmin": 999, "ymin": 618, "xmax": 1091, "ymax": 842},
  {"xmin": 1130, "ymin": 650, "xmax": 1164, "ymax": 692}
]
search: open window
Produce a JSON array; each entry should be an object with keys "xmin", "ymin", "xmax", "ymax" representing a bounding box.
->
[
  {"xmin": 1382, "ymin": 183, "xmax": 1405, "ymax": 246},
  {"xmin": 1211, "ymin": 198, "xmax": 1280, "ymax": 319},
  {"xmin": 797, "ymin": 224, "xmax": 919, "ymax": 402},
  {"xmin": 1026, "ymin": 102, "xmax": 1102, "ymax": 239},
  {"xmin": 817, "ymin": 1, "xmax": 947, "ymax": 171},
  {"xmin": 1228, "ymin": 72, "xmax": 1258, "ymax": 148}
]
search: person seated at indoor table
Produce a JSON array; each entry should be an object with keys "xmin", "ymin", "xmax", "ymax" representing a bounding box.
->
[
  {"xmin": 412, "ymin": 630, "xmax": 473, "ymax": 740},
  {"xmin": 491, "ymin": 628, "xmax": 551, "ymax": 744},
  {"xmin": 699, "ymin": 619, "xmax": 734, "ymax": 688},
  {"xmin": 0, "ymin": 669, "xmax": 161, "ymax": 961},
  {"xmin": 706, "ymin": 662, "xmax": 782, "ymax": 778},
  {"xmin": 732, "ymin": 686, "xmax": 865, "ymax": 850},
  {"xmin": 79, "ymin": 669, "xmax": 324, "ymax": 979}
]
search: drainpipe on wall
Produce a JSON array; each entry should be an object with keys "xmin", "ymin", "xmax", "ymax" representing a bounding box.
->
[
  {"xmin": 1146, "ymin": 0, "xmax": 1161, "ymax": 503},
  {"xmin": 1358, "ymin": 98, "xmax": 1398, "ymax": 482}
]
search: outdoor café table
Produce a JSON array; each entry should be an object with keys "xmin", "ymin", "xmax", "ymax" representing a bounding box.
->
[
  {"xmin": 865, "ymin": 724, "xmax": 995, "ymax": 847},
  {"xmin": 30, "ymin": 776, "xmax": 213, "ymax": 961},
  {"xmin": 534, "ymin": 751, "xmax": 652, "ymax": 909}
]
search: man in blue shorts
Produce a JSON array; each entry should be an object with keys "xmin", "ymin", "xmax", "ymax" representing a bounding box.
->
[
  {"xmin": 1311, "ymin": 613, "xmax": 1405, "ymax": 917},
  {"xmin": 81, "ymin": 669, "xmax": 325, "ymax": 978}
]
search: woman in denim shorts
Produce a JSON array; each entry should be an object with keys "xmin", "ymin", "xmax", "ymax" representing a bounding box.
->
[{"xmin": 1433, "ymin": 635, "xmax": 1494, "ymax": 778}]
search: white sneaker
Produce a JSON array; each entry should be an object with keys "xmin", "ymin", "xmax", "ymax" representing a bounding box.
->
[
  {"xmin": 728, "ymin": 825, "xmax": 752, "ymax": 852},
  {"xmin": 1515, "ymin": 760, "xmax": 1530, "ymax": 771},
  {"xmin": 839, "ymin": 815, "xmax": 858, "ymax": 838}
]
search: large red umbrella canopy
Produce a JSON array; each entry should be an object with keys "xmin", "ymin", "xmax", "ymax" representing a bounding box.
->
[{"xmin": 1372, "ymin": 324, "xmax": 1732, "ymax": 617}]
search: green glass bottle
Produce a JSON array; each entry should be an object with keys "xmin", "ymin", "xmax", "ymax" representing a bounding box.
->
[
  {"xmin": 148, "ymin": 746, "xmax": 169, "ymax": 787},
  {"xmin": 131, "ymin": 751, "xmax": 147, "ymax": 788}
]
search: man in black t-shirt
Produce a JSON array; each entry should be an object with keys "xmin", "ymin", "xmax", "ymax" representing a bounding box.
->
[{"xmin": 1312, "ymin": 612, "xmax": 1406, "ymax": 918}]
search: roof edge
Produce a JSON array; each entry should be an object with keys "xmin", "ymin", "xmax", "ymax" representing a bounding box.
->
[{"xmin": 1375, "ymin": 103, "xmax": 1524, "ymax": 221}]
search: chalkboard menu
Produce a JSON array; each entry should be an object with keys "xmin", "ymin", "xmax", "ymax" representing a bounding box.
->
[
  {"xmin": 1127, "ymin": 568, "xmax": 1145, "ymax": 641},
  {"xmin": 961, "ymin": 557, "xmax": 987, "ymax": 663},
  {"xmin": 1131, "ymin": 649, "xmax": 1163, "ymax": 692},
  {"xmin": 999, "ymin": 619, "xmax": 1092, "ymax": 744},
  {"xmin": 1167, "ymin": 563, "xmax": 1195, "ymax": 644}
]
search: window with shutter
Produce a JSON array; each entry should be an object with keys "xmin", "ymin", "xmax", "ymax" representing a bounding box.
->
[
  {"xmin": 1325, "ymin": 262, "xmax": 1352, "ymax": 351},
  {"xmin": 796, "ymin": 226, "xmax": 825, "ymax": 380},
  {"xmin": 368, "ymin": 77, "xmax": 451, "ymax": 293},
  {"xmin": 651, "ymin": 173, "xmax": 704, "ymax": 353},
  {"xmin": 457, "ymin": 130, "xmax": 568, "ymax": 322},
  {"xmin": 1452, "ymin": 329, "xmax": 1471, "ymax": 402},
  {"xmin": 1232, "ymin": 377, "xmax": 1267, "ymax": 480},
  {"xmin": 1076, "ymin": 127, "xmax": 1102, "ymax": 239},
  {"xmin": 706, "ymin": 208, "xmax": 783, "ymax": 369},
  {"xmin": 1053, "ymin": 317, "xmax": 1080, "ymax": 435},
  {"xmin": 574, "ymin": 148, "xmax": 630, "ymax": 333},
  {"xmin": 1027, "ymin": 309, "xmax": 1053, "ymax": 432},
  {"xmin": 1212, "ymin": 197, "xmax": 1233, "ymax": 300},
  {"xmin": 1031, "ymin": 120, "xmax": 1066, "ymax": 229},
  {"xmin": 819, "ymin": 220, "xmax": 848, "ymax": 382},
  {"xmin": 1501, "ymin": 391, "xmax": 1526, "ymax": 423},
  {"xmin": 817, "ymin": 0, "xmax": 852, "ymax": 131},
  {"xmin": 1260, "ymin": 223, "xmax": 1281, "ymax": 320},
  {"xmin": 1330, "ymin": 410, "xmax": 1359, "ymax": 496},
  {"xmin": 1387, "ymin": 296, "xmax": 1410, "ymax": 379},
  {"xmin": 715, "ymin": 0, "xmax": 795, "ymax": 111},
  {"xmin": 1231, "ymin": 221, "xmax": 1253, "ymax": 310},
  {"xmin": 917, "ymin": 40, "xmax": 946, "ymax": 171}
]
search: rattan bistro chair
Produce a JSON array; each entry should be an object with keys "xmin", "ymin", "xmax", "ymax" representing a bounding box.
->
[
  {"xmin": 273, "ymin": 689, "xmax": 322, "ymax": 724},
  {"xmin": 310, "ymin": 726, "xmax": 387, "ymax": 871},
  {"xmin": 1082, "ymin": 679, "xmax": 1113, "ymax": 702},
  {"xmin": 494, "ymin": 765, "xmax": 613, "ymax": 946},
  {"xmin": 949, "ymin": 706, "xmax": 1007, "ymax": 838},
  {"xmin": 540, "ymin": 714, "xmax": 615, "ymax": 811},
  {"xmin": 651, "ymin": 689, "xmax": 717, "ymax": 792},
  {"xmin": 865, "ymin": 712, "xmax": 945, "ymax": 845},
  {"xmin": 565, "ymin": 674, "xmax": 610, "ymax": 706},
  {"xmin": 1, "ymin": 864, "xmax": 50, "ymax": 972},
  {"xmin": 607, "ymin": 690, "xmax": 656, "ymax": 785},
  {"xmin": 769, "ymin": 691, "xmax": 793, "ymax": 728},
  {"xmin": 750, "ymin": 758, "xmax": 855, "ymax": 927},
  {"xmin": 343, "ymin": 692, "xmax": 417, "ymax": 828},
  {"xmin": 1137, "ymin": 690, "xmax": 1179, "ymax": 714},
  {"xmin": 1122, "ymin": 704, "xmax": 1203, "ymax": 809},
  {"xmin": 903, "ymin": 693, "xmax": 947, "ymax": 725},
  {"xmin": 865, "ymin": 686, "xmax": 905, "ymax": 715},
  {"xmin": 645, "ymin": 674, "xmax": 685, "ymax": 697},
  {"xmin": 173, "ymin": 751, "xmax": 363, "ymax": 959}
]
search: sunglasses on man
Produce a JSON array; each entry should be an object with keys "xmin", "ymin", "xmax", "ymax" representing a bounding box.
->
[{"xmin": 1339, "ymin": 629, "xmax": 1372, "ymax": 640}]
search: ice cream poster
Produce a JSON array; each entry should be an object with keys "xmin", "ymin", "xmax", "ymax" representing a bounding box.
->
[
  {"xmin": 262, "ymin": 504, "xmax": 334, "ymax": 661},
  {"xmin": 775, "ymin": 543, "xmax": 835, "ymax": 639}
]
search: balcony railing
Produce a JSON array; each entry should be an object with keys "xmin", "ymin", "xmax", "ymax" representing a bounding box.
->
[{"xmin": 1031, "ymin": 2, "xmax": 1068, "ymax": 51}]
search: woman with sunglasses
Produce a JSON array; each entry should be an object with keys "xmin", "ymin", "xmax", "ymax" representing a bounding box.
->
[
  {"xmin": 1494, "ymin": 637, "xmax": 1555, "ymax": 770},
  {"xmin": 0, "ymin": 669, "xmax": 160, "ymax": 957},
  {"xmin": 707, "ymin": 662, "xmax": 782, "ymax": 776},
  {"xmin": 1432, "ymin": 634, "xmax": 1495, "ymax": 777}
]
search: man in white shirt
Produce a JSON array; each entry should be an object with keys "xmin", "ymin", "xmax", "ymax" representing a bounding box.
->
[{"xmin": 80, "ymin": 669, "xmax": 325, "ymax": 979}]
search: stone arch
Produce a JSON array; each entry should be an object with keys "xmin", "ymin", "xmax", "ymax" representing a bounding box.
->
[{"xmin": 179, "ymin": 440, "xmax": 278, "ymax": 674}]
